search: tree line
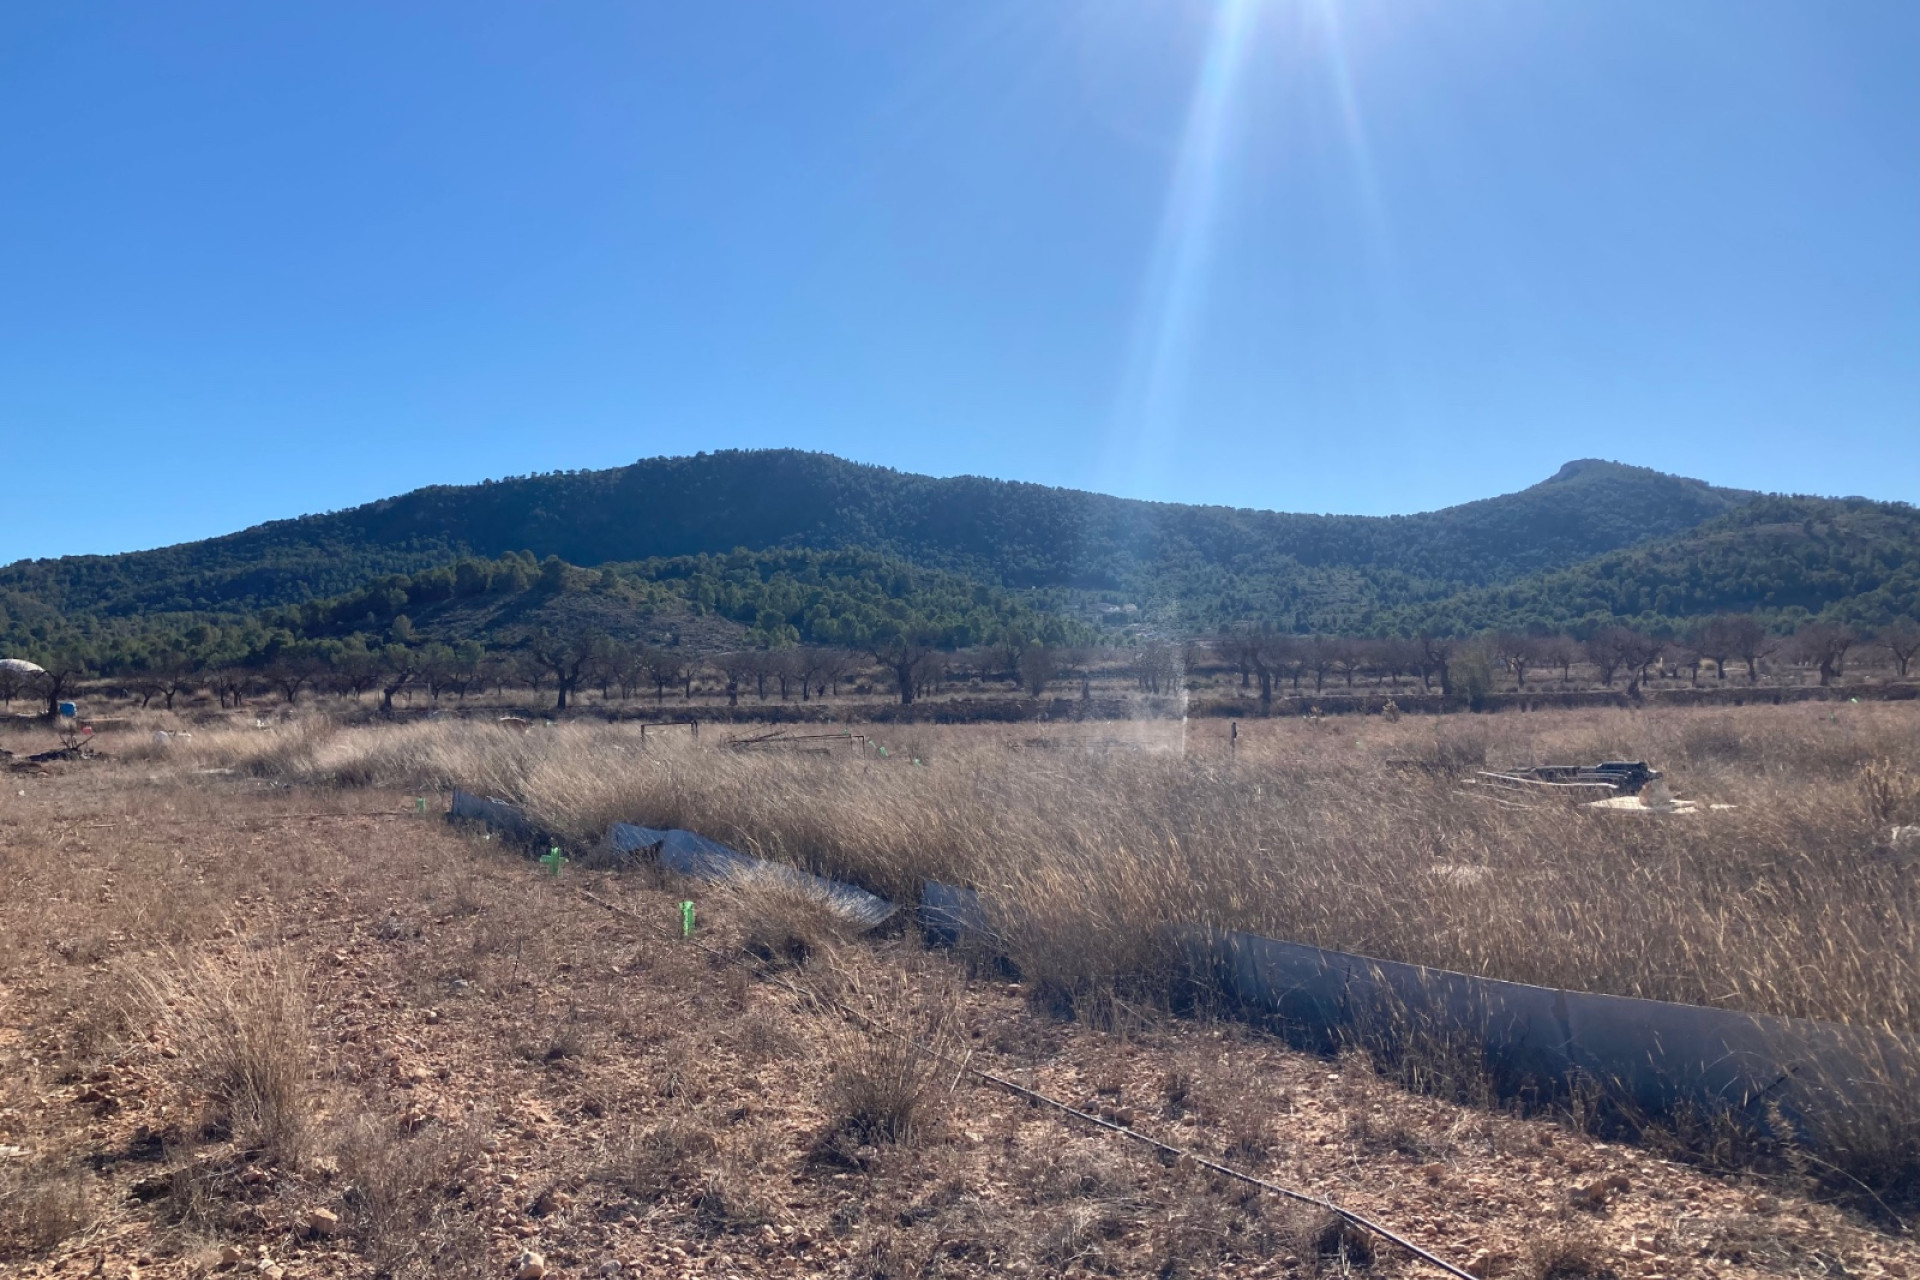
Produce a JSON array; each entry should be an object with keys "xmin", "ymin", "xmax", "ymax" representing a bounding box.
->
[{"xmin": 1206, "ymin": 613, "xmax": 1920, "ymax": 708}]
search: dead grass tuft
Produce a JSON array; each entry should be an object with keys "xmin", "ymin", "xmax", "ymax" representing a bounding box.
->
[
  {"xmin": 691, "ymin": 1162, "xmax": 777, "ymax": 1236},
  {"xmin": 0, "ymin": 1157, "xmax": 92, "ymax": 1260},
  {"xmin": 725, "ymin": 874, "xmax": 855, "ymax": 969},
  {"xmin": 1861, "ymin": 758, "xmax": 1920, "ymax": 827},
  {"xmin": 129, "ymin": 947, "xmax": 312, "ymax": 1165},
  {"xmin": 1524, "ymin": 1228, "xmax": 1620, "ymax": 1280},
  {"xmin": 1294, "ymin": 1209, "xmax": 1377, "ymax": 1270},
  {"xmin": 328, "ymin": 1114, "xmax": 487, "ymax": 1279},
  {"xmin": 601, "ymin": 1116, "xmax": 718, "ymax": 1202},
  {"xmin": 819, "ymin": 1020, "xmax": 950, "ymax": 1151}
]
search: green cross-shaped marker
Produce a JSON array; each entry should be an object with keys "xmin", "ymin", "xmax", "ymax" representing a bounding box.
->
[
  {"xmin": 540, "ymin": 846, "xmax": 568, "ymax": 876},
  {"xmin": 680, "ymin": 900, "xmax": 695, "ymax": 937}
]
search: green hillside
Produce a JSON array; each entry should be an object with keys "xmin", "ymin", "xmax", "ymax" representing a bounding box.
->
[
  {"xmin": 7, "ymin": 450, "xmax": 1918, "ymax": 684},
  {"xmin": 0, "ymin": 545, "xmax": 1089, "ymax": 682},
  {"xmin": 1402, "ymin": 495, "xmax": 1920, "ymax": 635},
  {"xmin": 0, "ymin": 449, "xmax": 1752, "ymax": 633}
]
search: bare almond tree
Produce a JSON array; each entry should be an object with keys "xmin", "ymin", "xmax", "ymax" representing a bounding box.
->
[
  {"xmin": 1687, "ymin": 615, "xmax": 1741, "ymax": 682},
  {"xmin": 524, "ymin": 627, "xmax": 610, "ymax": 711},
  {"xmin": 1792, "ymin": 623, "xmax": 1857, "ymax": 687},
  {"xmin": 716, "ymin": 651, "xmax": 763, "ymax": 707},
  {"xmin": 1417, "ymin": 634, "xmax": 1456, "ymax": 697},
  {"xmin": 1536, "ymin": 634, "xmax": 1580, "ymax": 684},
  {"xmin": 1329, "ymin": 637, "xmax": 1367, "ymax": 689},
  {"xmin": 1303, "ymin": 636, "xmax": 1337, "ymax": 693},
  {"xmin": 1725, "ymin": 615, "xmax": 1773, "ymax": 684},
  {"xmin": 1490, "ymin": 632, "xmax": 1541, "ymax": 690},
  {"xmin": 1215, "ymin": 632, "xmax": 1259, "ymax": 690},
  {"xmin": 1017, "ymin": 645, "xmax": 1057, "ymax": 697},
  {"xmin": 1879, "ymin": 617, "xmax": 1920, "ymax": 679},
  {"xmin": 871, "ymin": 630, "xmax": 941, "ymax": 706}
]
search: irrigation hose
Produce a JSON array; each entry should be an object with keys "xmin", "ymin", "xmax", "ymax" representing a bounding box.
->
[{"xmin": 576, "ymin": 887, "xmax": 1481, "ymax": 1280}]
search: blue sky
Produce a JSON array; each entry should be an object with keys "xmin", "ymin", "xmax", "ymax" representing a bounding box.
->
[{"xmin": 2, "ymin": 1, "xmax": 1916, "ymax": 561}]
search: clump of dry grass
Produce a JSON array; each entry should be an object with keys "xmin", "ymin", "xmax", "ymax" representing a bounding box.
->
[
  {"xmin": 810, "ymin": 982, "xmax": 959, "ymax": 1163},
  {"xmin": 1860, "ymin": 757, "xmax": 1920, "ymax": 827},
  {"xmin": 600, "ymin": 1115, "xmax": 718, "ymax": 1202},
  {"xmin": 723, "ymin": 874, "xmax": 857, "ymax": 969},
  {"xmin": 820, "ymin": 1022, "xmax": 948, "ymax": 1150},
  {"xmin": 0, "ymin": 1157, "xmax": 92, "ymax": 1260},
  {"xmin": 1524, "ymin": 1228, "xmax": 1620, "ymax": 1279},
  {"xmin": 691, "ymin": 1161, "xmax": 779, "ymax": 1236},
  {"xmin": 129, "ymin": 947, "xmax": 313, "ymax": 1165},
  {"xmin": 328, "ymin": 1114, "xmax": 488, "ymax": 1279}
]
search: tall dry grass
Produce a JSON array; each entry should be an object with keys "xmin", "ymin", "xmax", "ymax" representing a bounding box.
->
[
  {"xmin": 170, "ymin": 705, "xmax": 1920, "ymax": 1035},
  {"xmin": 127, "ymin": 947, "xmax": 314, "ymax": 1164}
]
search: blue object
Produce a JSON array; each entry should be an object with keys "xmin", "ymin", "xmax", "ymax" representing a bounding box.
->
[{"xmin": 57, "ymin": 701, "xmax": 76, "ymax": 717}]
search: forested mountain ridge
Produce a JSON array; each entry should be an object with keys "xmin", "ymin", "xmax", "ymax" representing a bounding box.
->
[
  {"xmin": 0, "ymin": 449, "xmax": 1753, "ymax": 625},
  {"xmin": 1402, "ymin": 495, "xmax": 1920, "ymax": 634},
  {"xmin": 2, "ymin": 452, "xmax": 1914, "ymax": 683}
]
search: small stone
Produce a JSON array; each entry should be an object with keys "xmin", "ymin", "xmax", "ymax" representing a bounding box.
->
[
  {"xmin": 514, "ymin": 1251, "xmax": 547, "ymax": 1280},
  {"xmin": 598, "ymin": 1262, "xmax": 623, "ymax": 1275},
  {"xmin": 307, "ymin": 1207, "xmax": 340, "ymax": 1237},
  {"xmin": 218, "ymin": 1245, "xmax": 243, "ymax": 1267}
]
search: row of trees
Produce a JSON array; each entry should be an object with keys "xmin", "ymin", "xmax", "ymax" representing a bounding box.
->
[
  {"xmin": 1209, "ymin": 615, "xmax": 1920, "ymax": 706},
  {"xmin": 8, "ymin": 613, "xmax": 1918, "ymax": 720}
]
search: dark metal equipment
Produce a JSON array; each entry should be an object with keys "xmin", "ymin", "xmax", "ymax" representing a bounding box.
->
[{"xmin": 1474, "ymin": 760, "xmax": 1663, "ymax": 797}]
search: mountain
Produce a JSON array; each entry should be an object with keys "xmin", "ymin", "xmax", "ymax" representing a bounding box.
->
[
  {"xmin": 7, "ymin": 449, "xmax": 1915, "ymax": 674},
  {"xmin": 0, "ymin": 450, "xmax": 1754, "ymax": 631}
]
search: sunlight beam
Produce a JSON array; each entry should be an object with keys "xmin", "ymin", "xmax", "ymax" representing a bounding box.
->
[{"xmin": 1103, "ymin": 0, "xmax": 1262, "ymax": 496}]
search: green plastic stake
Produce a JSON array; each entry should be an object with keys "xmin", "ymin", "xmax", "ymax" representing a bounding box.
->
[
  {"xmin": 415, "ymin": 796, "xmax": 427, "ymax": 813},
  {"xmin": 540, "ymin": 846, "xmax": 568, "ymax": 876},
  {"xmin": 680, "ymin": 900, "xmax": 696, "ymax": 937}
]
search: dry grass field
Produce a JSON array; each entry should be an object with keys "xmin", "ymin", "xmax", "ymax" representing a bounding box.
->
[
  {"xmin": 2, "ymin": 703, "xmax": 1918, "ymax": 1278},
  {"xmin": 142, "ymin": 702, "xmax": 1920, "ymax": 1030}
]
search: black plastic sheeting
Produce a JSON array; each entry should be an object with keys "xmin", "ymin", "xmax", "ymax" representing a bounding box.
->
[
  {"xmin": 912, "ymin": 883, "xmax": 1916, "ymax": 1149},
  {"xmin": 1175, "ymin": 927, "xmax": 1917, "ymax": 1146},
  {"xmin": 448, "ymin": 789, "xmax": 548, "ymax": 845},
  {"xmin": 917, "ymin": 880, "xmax": 993, "ymax": 950},
  {"xmin": 607, "ymin": 822, "xmax": 898, "ymax": 931}
]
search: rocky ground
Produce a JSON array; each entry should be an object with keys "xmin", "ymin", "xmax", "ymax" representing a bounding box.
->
[{"xmin": 1, "ymin": 755, "xmax": 1915, "ymax": 1279}]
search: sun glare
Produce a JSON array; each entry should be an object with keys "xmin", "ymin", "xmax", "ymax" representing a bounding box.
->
[{"xmin": 1105, "ymin": 0, "xmax": 1394, "ymax": 495}]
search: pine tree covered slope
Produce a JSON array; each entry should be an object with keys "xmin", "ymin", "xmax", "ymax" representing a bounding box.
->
[
  {"xmin": 1407, "ymin": 496, "xmax": 1920, "ymax": 634},
  {"xmin": 1, "ymin": 450, "xmax": 1755, "ymax": 625}
]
